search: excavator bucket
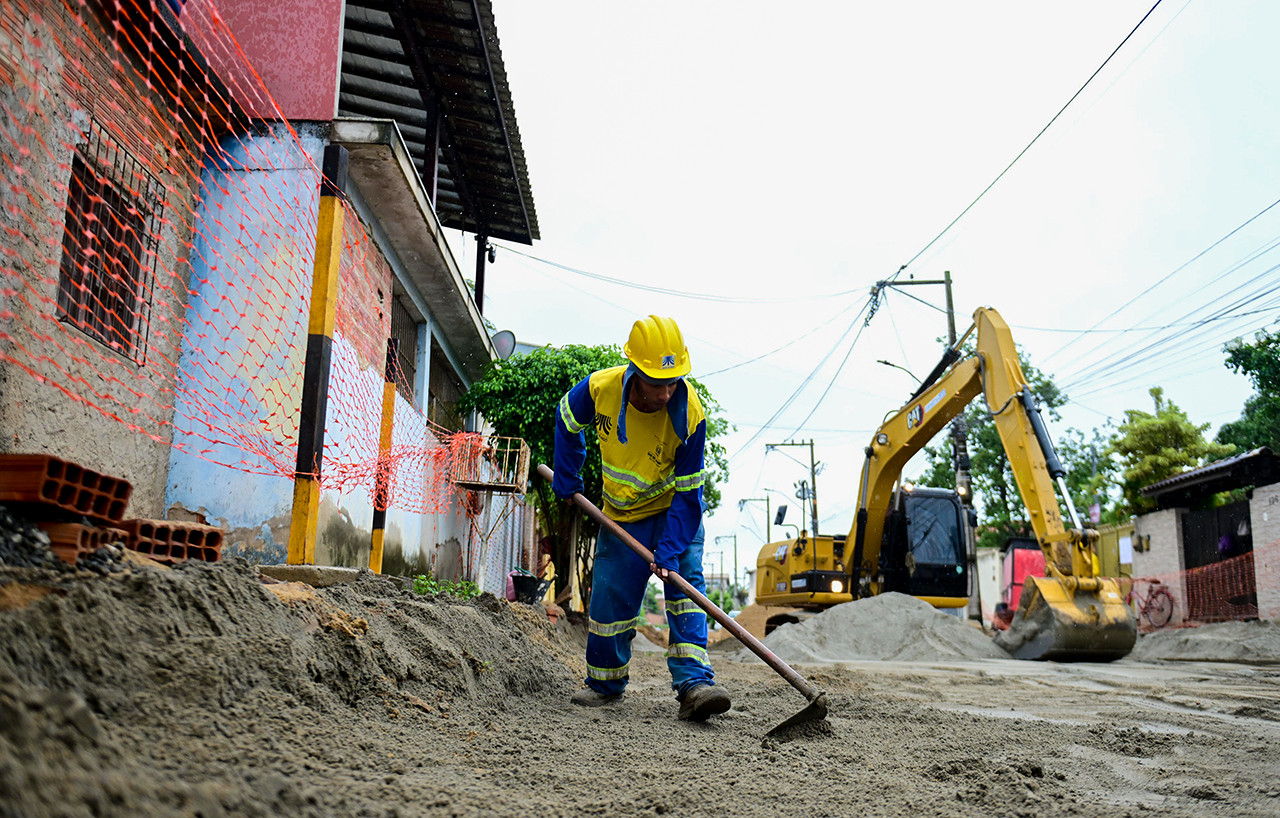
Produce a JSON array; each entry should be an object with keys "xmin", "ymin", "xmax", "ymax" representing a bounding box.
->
[{"xmin": 994, "ymin": 576, "xmax": 1137, "ymax": 661}]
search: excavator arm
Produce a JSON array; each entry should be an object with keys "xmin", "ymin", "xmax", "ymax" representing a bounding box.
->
[{"xmin": 851, "ymin": 307, "xmax": 1136, "ymax": 660}]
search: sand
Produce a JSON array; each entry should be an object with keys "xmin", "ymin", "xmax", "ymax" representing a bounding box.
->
[
  {"xmin": 732, "ymin": 592, "xmax": 1012, "ymax": 663},
  {"xmin": 2, "ymin": 557, "xmax": 1279, "ymax": 817}
]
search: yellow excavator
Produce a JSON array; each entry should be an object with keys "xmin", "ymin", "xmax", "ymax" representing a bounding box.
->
[{"xmin": 754, "ymin": 307, "xmax": 1136, "ymax": 660}]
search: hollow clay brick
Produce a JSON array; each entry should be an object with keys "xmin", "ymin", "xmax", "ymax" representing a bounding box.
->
[
  {"xmin": 119, "ymin": 518, "xmax": 224, "ymax": 563},
  {"xmin": 0, "ymin": 454, "xmax": 133, "ymax": 522}
]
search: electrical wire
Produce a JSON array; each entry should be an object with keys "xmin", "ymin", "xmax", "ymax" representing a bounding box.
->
[
  {"xmin": 1044, "ymin": 196, "xmax": 1280, "ymax": 365},
  {"xmin": 1010, "ymin": 307, "xmax": 1278, "ymax": 334},
  {"xmin": 891, "ymin": 0, "xmax": 1169, "ymax": 281},
  {"xmin": 728, "ymin": 300, "xmax": 874, "ymax": 462},
  {"xmin": 697, "ymin": 299, "xmax": 865, "ymax": 378},
  {"xmin": 493, "ymin": 243, "xmax": 866, "ymax": 304}
]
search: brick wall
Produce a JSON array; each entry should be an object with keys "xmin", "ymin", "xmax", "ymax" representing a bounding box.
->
[
  {"xmin": 1133, "ymin": 507, "xmax": 1187, "ymax": 624},
  {"xmin": 337, "ymin": 215, "xmax": 393, "ymax": 373},
  {"xmin": 1251, "ymin": 483, "xmax": 1280, "ymax": 619},
  {"xmin": 0, "ymin": 2, "xmax": 202, "ymax": 515}
]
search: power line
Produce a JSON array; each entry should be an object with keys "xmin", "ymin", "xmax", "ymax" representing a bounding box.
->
[
  {"xmin": 698, "ymin": 299, "xmax": 864, "ymax": 378},
  {"xmin": 1011, "ymin": 306, "xmax": 1279, "ymax": 334},
  {"xmin": 728, "ymin": 300, "xmax": 874, "ymax": 462},
  {"xmin": 1045, "ymin": 196, "xmax": 1280, "ymax": 366},
  {"xmin": 493, "ymin": 243, "xmax": 865, "ymax": 304},
  {"xmin": 892, "ymin": 0, "xmax": 1169, "ymax": 280}
]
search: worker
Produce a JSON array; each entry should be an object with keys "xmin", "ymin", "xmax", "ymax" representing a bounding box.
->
[
  {"xmin": 553, "ymin": 315, "xmax": 730, "ymax": 722},
  {"xmin": 993, "ymin": 602, "xmax": 1013, "ymax": 631}
]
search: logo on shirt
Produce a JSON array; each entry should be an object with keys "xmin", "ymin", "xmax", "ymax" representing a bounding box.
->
[
  {"xmin": 594, "ymin": 413, "xmax": 613, "ymax": 438},
  {"xmin": 647, "ymin": 442, "xmax": 665, "ymax": 467}
]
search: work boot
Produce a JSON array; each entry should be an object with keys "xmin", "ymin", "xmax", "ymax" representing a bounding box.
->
[
  {"xmin": 678, "ymin": 684, "xmax": 730, "ymax": 722},
  {"xmin": 571, "ymin": 688, "xmax": 624, "ymax": 707}
]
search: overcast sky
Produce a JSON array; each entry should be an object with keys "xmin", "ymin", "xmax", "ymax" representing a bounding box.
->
[{"xmin": 457, "ymin": 1, "xmax": 1280, "ymax": 580}]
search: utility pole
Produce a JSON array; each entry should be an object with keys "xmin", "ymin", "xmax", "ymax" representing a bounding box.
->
[
  {"xmin": 714, "ymin": 533, "xmax": 737, "ymax": 589},
  {"xmin": 868, "ymin": 271, "xmax": 971, "ymax": 503},
  {"xmin": 765, "ymin": 439, "xmax": 820, "ymax": 534},
  {"xmin": 738, "ymin": 497, "xmax": 770, "ymax": 544}
]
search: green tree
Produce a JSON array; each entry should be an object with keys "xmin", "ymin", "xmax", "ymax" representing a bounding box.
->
[
  {"xmin": 458, "ymin": 345, "xmax": 731, "ymax": 606},
  {"xmin": 642, "ymin": 581, "xmax": 661, "ymax": 617},
  {"xmin": 1215, "ymin": 327, "xmax": 1280, "ymax": 454},
  {"xmin": 1109, "ymin": 387, "xmax": 1235, "ymax": 515},
  {"xmin": 1056, "ymin": 424, "xmax": 1124, "ymax": 524},
  {"xmin": 707, "ymin": 587, "xmax": 735, "ymax": 614},
  {"xmin": 915, "ymin": 346, "xmax": 1069, "ymax": 549}
]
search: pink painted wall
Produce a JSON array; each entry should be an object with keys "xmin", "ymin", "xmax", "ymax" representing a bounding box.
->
[{"xmin": 183, "ymin": 0, "xmax": 343, "ymax": 120}]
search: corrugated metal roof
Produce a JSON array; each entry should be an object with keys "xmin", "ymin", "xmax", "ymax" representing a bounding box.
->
[
  {"xmin": 338, "ymin": 0, "xmax": 539, "ymax": 244},
  {"xmin": 1142, "ymin": 447, "xmax": 1280, "ymax": 506}
]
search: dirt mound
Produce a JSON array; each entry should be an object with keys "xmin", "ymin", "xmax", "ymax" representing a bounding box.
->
[
  {"xmin": 0, "ymin": 558, "xmax": 577, "ymax": 816},
  {"xmin": 732, "ymin": 592, "xmax": 1011, "ymax": 664},
  {"xmin": 1127, "ymin": 619, "xmax": 1280, "ymax": 664}
]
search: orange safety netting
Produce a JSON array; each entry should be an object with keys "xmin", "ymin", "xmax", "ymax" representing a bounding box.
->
[
  {"xmin": 1127, "ymin": 537, "xmax": 1276, "ymax": 629},
  {"xmin": 0, "ymin": 0, "xmax": 490, "ymax": 516}
]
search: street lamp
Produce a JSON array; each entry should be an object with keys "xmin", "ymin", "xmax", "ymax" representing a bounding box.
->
[
  {"xmin": 876, "ymin": 359, "xmax": 921, "ymax": 383},
  {"xmin": 738, "ymin": 497, "xmax": 770, "ymax": 543}
]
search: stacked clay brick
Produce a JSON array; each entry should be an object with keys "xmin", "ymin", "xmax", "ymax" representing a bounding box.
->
[{"xmin": 0, "ymin": 454, "xmax": 223, "ymax": 565}]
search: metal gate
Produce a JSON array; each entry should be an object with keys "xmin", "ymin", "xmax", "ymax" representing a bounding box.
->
[{"xmin": 1180, "ymin": 500, "xmax": 1257, "ymax": 621}]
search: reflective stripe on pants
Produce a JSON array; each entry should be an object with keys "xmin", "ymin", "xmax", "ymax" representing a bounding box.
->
[{"xmin": 583, "ymin": 514, "xmax": 714, "ymax": 698}]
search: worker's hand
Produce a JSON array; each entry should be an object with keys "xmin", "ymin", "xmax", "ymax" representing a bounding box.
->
[{"xmin": 650, "ymin": 563, "xmax": 670, "ymax": 582}]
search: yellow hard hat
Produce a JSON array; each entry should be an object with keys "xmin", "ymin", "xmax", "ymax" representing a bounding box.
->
[{"xmin": 624, "ymin": 315, "xmax": 690, "ymax": 380}]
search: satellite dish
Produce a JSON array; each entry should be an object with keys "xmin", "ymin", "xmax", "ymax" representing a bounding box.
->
[{"xmin": 492, "ymin": 329, "xmax": 517, "ymax": 360}]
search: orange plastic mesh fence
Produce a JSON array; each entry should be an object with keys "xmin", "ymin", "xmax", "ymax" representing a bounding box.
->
[
  {"xmin": 1127, "ymin": 537, "xmax": 1276, "ymax": 630},
  {"xmin": 0, "ymin": 0, "xmax": 493, "ymax": 516}
]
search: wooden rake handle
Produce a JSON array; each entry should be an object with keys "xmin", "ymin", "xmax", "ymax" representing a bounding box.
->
[{"xmin": 536, "ymin": 463, "xmax": 822, "ymax": 702}]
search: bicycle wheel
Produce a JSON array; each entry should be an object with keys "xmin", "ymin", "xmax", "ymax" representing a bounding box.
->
[{"xmin": 1145, "ymin": 587, "xmax": 1174, "ymax": 628}]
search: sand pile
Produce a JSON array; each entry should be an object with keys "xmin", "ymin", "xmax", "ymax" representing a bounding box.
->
[
  {"xmin": 1128, "ymin": 619, "xmax": 1280, "ymax": 664},
  {"xmin": 0, "ymin": 556, "xmax": 576, "ymax": 816},
  {"xmin": 732, "ymin": 592, "xmax": 1011, "ymax": 664}
]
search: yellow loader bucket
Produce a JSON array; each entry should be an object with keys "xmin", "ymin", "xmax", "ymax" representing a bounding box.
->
[{"xmin": 994, "ymin": 576, "xmax": 1137, "ymax": 661}]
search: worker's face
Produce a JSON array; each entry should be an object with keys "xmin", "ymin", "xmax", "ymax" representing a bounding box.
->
[{"xmin": 629, "ymin": 377, "xmax": 679, "ymax": 413}]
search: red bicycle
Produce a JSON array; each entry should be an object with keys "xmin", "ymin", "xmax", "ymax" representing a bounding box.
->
[{"xmin": 1126, "ymin": 578, "xmax": 1174, "ymax": 628}]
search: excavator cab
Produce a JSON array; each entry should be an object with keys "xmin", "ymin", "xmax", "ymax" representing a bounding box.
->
[{"xmin": 880, "ymin": 487, "xmax": 970, "ymax": 606}]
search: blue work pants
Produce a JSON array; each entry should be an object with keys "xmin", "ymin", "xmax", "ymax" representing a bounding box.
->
[{"xmin": 584, "ymin": 515, "xmax": 715, "ymax": 698}]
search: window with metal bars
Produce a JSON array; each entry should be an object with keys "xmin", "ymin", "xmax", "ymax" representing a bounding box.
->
[
  {"xmin": 428, "ymin": 343, "xmax": 465, "ymax": 432},
  {"xmin": 390, "ymin": 297, "xmax": 419, "ymax": 404},
  {"xmin": 57, "ymin": 120, "xmax": 164, "ymax": 364}
]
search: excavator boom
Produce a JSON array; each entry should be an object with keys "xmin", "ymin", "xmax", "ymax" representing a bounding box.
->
[
  {"xmin": 754, "ymin": 306, "xmax": 1136, "ymax": 660},
  {"xmin": 856, "ymin": 307, "xmax": 1134, "ymax": 660}
]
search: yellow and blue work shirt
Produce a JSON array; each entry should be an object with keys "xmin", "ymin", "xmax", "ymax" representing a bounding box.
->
[{"xmin": 553, "ymin": 364, "xmax": 706, "ymax": 571}]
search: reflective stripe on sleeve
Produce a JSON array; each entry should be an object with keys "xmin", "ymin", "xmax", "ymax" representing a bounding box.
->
[
  {"xmin": 666, "ymin": 643, "xmax": 711, "ymax": 667},
  {"xmin": 559, "ymin": 393, "xmax": 589, "ymax": 434},
  {"xmin": 587, "ymin": 661, "xmax": 631, "ymax": 681},
  {"xmin": 673, "ymin": 469, "xmax": 705, "ymax": 492},
  {"xmin": 588, "ymin": 616, "xmax": 645, "ymax": 638}
]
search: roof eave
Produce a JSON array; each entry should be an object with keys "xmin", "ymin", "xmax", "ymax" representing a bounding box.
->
[{"xmin": 330, "ymin": 117, "xmax": 495, "ymax": 383}]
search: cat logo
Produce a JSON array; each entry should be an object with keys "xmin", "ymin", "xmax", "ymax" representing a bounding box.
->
[
  {"xmin": 594, "ymin": 413, "xmax": 613, "ymax": 437},
  {"xmin": 906, "ymin": 404, "xmax": 924, "ymax": 429}
]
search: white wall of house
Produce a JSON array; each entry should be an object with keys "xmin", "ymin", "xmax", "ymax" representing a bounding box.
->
[
  {"xmin": 1251, "ymin": 483, "xmax": 1280, "ymax": 619},
  {"xmin": 1133, "ymin": 507, "xmax": 1188, "ymax": 625}
]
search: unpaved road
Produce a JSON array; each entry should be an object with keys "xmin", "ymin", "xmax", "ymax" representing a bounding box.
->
[{"xmin": 2, "ymin": 558, "xmax": 1278, "ymax": 817}]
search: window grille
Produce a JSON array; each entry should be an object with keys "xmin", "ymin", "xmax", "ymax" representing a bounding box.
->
[
  {"xmin": 427, "ymin": 344, "xmax": 465, "ymax": 432},
  {"xmin": 390, "ymin": 297, "xmax": 419, "ymax": 404},
  {"xmin": 57, "ymin": 119, "xmax": 164, "ymax": 364}
]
